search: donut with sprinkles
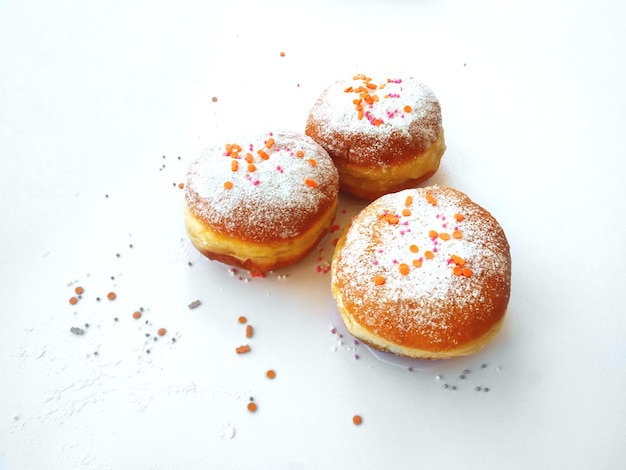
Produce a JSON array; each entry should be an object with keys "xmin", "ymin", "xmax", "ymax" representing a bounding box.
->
[
  {"xmin": 331, "ymin": 185, "xmax": 511, "ymax": 359},
  {"xmin": 184, "ymin": 130, "xmax": 339, "ymax": 274},
  {"xmin": 306, "ymin": 74, "xmax": 446, "ymax": 200}
]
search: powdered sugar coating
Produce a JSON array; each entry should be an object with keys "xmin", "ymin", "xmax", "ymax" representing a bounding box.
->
[
  {"xmin": 332, "ymin": 186, "xmax": 511, "ymax": 352},
  {"xmin": 185, "ymin": 130, "xmax": 339, "ymax": 243},
  {"xmin": 305, "ymin": 75, "xmax": 443, "ymax": 167}
]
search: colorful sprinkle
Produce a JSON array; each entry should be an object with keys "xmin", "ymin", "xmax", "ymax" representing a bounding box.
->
[{"xmin": 236, "ymin": 345, "xmax": 251, "ymax": 354}]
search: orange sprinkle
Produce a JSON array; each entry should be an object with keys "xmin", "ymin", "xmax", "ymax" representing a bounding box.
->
[
  {"xmin": 344, "ymin": 86, "xmax": 354, "ymax": 93},
  {"xmin": 305, "ymin": 178, "xmax": 318, "ymax": 188},
  {"xmin": 266, "ymin": 137, "xmax": 275, "ymax": 148},
  {"xmin": 373, "ymin": 118, "xmax": 383, "ymax": 126},
  {"xmin": 409, "ymin": 244, "xmax": 419, "ymax": 253},
  {"xmin": 399, "ymin": 263, "xmax": 410, "ymax": 276},
  {"xmin": 107, "ymin": 292, "xmax": 116, "ymax": 301},
  {"xmin": 279, "ymin": 51, "xmax": 286, "ymax": 57},
  {"xmin": 266, "ymin": 369, "xmax": 276, "ymax": 379},
  {"xmin": 425, "ymin": 192, "xmax": 437, "ymax": 205},
  {"xmin": 428, "ymin": 230, "xmax": 438, "ymax": 238},
  {"xmin": 224, "ymin": 181, "xmax": 233, "ymax": 189},
  {"xmin": 384, "ymin": 213, "xmax": 399, "ymax": 225},
  {"xmin": 225, "ymin": 143, "xmax": 233, "ymax": 153},
  {"xmin": 178, "ymin": 182, "xmax": 184, "ymax": 189},
  {"xmin": 238, "ymin": 316, "xmax": 247, "ymax": 324},
  {"xmin": 403, "ymin": 105, "xmax": 412, "ymax": 113},
  {"xmin": 132, "ymin": 311, "xmax": 142, "ymax": 320},
  {"xmin": 247, "ymin": 401, "xmax": 258, "ymax": 412},
  {"xmin": 366, "ymin": 82, "xmax": 377, "ymax": 90},
  {"xmin": 69, "ymin": 296, "xmax": 78, "ymax": 305},
  {"xmin": 245, "ymin": 324, "xmax": 253, "ymax": 338},
  {"xmin": 245, "ymin": 153, "xmax": 254, "ymax": 163},
  {"xmin": 373, "ymin": 275, "xmax": 386, "ymax": 286},
  {"xmin": 232, "ymin": 144, "xmax": 242, "ymax": 152},
  {"xmin": 357, "ymin": 109, "xmax": 364, "ymax": 120},
  {"xmin": 74, "ymin": 286, "xmax": 84, "ymax": 295},
  {"xmin": 353, "ymin": 98, "xmax": 362, "ymax": 105},
  {"xmin": 439, "ymin": 232, "xmax": 451, "ymax": 241},
  {"xmin": 412, "ymin": 259, "xmax": 423, "ymax": 268},
  {"xmin": 247, "ymin": 163, "xmax": 256, "ymax": 172},
  {"xmin": 451, "ymin": 254, "xmax": 465, "ymax": 266},
  {"xmin": 452, "ymin": 266, "xmax": 463, "ymax": 276},
  {"xmin": 257, "ymin": 149, "xmax": 269, "ymax": 160},
  {"xmin": 462, "ymin": 267, "xmax": 473, "ymax": 277},
  {"xmin": 231, "ymin": 160, "xmax": 239, "ymax": 171},
  {"xmin": 308, "ymin": 159, "xmax": 317, "ymax": 167},
  {"xmin": 236, "ymin": 345, "xmax": 251, "ymax": 354},
  {"xmin": 230, "ymin": 151, "xmax": 240, "ymax": 159},
  {"xmin": 454, "ymin": 213, "xmax": 465, "ymax": 222},
  {"xmin": 352, "ymin": 415, "xmax": 363, "ymax": 425},
  {"xmin": 424, "ymin": 251, "xmax": 434, "ymax": 260},
  {"xmin": 157, "ymin": 328, "xmax": 167, "ymax": 337},
  {"xmin": 453, "ymin": 230, "xmax": 463, "ymax": 239},
  {"xmin": 402, "ymin": 208, "xmax": 411, "ymax": 216},
  {"xmin": 405, "ymin": 195, "xmax": 413, "ymax": 206},
  {"xmin": 295, "ymin": 149, "xmax": 305, "ymax": 158}
]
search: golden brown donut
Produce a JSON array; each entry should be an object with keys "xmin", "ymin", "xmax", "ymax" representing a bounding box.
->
[
  {"xmin": 305, "ymin": 74, "xmax": 446, "ymax": 200},
  {"xmin": 331, "ymin": 185, "xmax": 511, "ymax": 359},
  {"xmin": 184, "ymin": 130, "xmax": 339, "ymax": 274}
]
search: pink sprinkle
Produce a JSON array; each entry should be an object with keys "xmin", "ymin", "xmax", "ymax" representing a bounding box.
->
[
  {"xmin": 354, "ymin": 354, "xmax": 360, "ymax": 360},
  {"xmin": 436, "ymin": 214, "xmax": 440, "ymax": 218},
  {"xmin": 433, "ymin": 248, "xmax": 438, "ymax": 253},
  {"xmin": 316, "ymin": 266, "xmax": 321, "ymax": 273},
  {"xmin": 253, "ymin": 180, "xmax": 260, "ymax": 186},
  {"xmin": 353, "ymin": 340, "xmax": 359, "ymax": 345},
  {"xmin": 392, "ymin": 259, "xmax": 398, "ymax": 264},
  {"xmin": 372, "ymin": 260, "xmax": 378, "ymax": 265},
  {"xmin": 330, "ymin": 327, "xmax": 336, "ymax": 334}
]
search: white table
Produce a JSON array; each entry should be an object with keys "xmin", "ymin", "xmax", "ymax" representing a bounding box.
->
[{"xmin": 1, "ymin": 1, "xmax": 625, "ymax": 468}]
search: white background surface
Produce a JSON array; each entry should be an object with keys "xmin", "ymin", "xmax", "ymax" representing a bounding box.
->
[{"xmin": 1, "ymin": 1, "xmax": 625, "ymax": 469}]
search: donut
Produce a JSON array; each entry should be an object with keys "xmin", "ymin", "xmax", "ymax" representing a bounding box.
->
[
  {"xmin": 331, "ymin": 185, "xmax": 511, "ymax": 359},
  {"xmin": 184, "ymin": 130, "xmax": 339, "ymax": 274},
  {"xmin": 305, "ymin": 74, "xmax": 446, "ymax": 200}
]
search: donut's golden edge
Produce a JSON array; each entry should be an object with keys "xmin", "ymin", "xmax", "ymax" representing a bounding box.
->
[
  {"xmin": 184, "ymin": 197, "xmax": 338, "ymax": 274},
  {"xmin": 336, "ymin": 131, "xmax": 446, "ymax": 201}
]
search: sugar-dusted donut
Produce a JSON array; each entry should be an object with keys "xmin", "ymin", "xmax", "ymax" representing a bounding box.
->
[
  {"xmin": 184, "ymin": 130, "xmax": 339, "ymax": 274},
  {"xmin": 305, "ymin": 74, "xmax": 446, "ymax": 200},
  {"xmin": 331, "ymin": 185, "xmax": 511, "ymax": 359}
]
